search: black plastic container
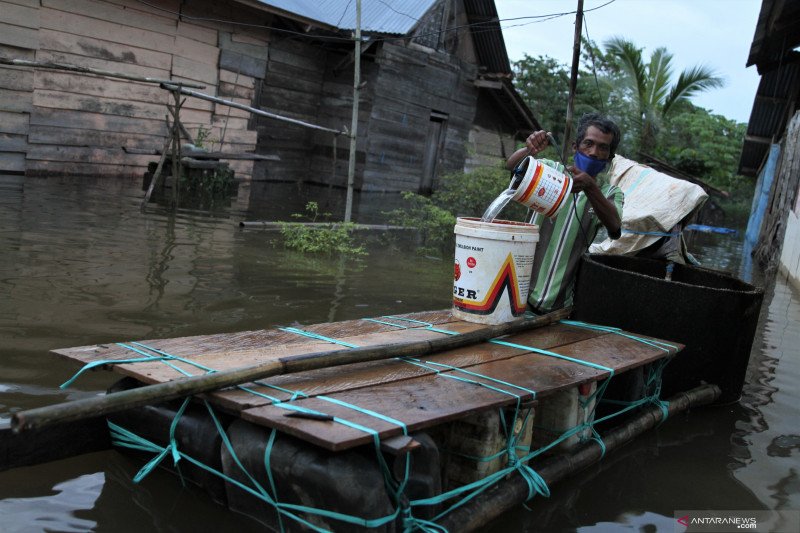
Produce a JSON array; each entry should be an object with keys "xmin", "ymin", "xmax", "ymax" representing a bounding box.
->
[{"xmin": 573, "ymin": 254, "xmax": 764, "ymax": 403}]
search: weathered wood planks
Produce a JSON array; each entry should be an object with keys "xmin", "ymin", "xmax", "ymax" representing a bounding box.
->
[
  {"xmin": 241, "ymin": 328, "xmax": 677, "ymax": 450},
  {"xmin": 52, "ymin": 310, "xmax": 681, "ymax": 451}
]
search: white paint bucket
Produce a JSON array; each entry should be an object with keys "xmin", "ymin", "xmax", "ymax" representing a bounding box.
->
[
  {"xmin": 452, "ymin": 217, "xmax": 539, "ymax": 324},
  {"xmin": 511, "ymin": 156, "xmax": 573, "ymax": 218}
]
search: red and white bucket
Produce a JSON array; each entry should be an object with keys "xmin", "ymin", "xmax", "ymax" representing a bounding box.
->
[
  {"xmin": 511, "ymin": 156, "xmax": 573, "ymax": 218},
  {"xmin": 452, "ymin": 217, "xmax": 539, "ymax": 324}
]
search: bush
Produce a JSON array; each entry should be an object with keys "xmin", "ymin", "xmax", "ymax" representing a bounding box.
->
[{"xmin": 279, "ymin": 202, "xmax": 367, "ymax": 257}]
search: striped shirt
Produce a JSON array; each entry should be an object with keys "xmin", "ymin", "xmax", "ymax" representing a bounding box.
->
[{"xmin": 527, "ymin": 159, "xmax": 624, "ymax": 313}]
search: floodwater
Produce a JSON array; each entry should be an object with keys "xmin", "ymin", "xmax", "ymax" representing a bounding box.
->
[{"xmin": 0, "ymin": 178, "xmax": 797, "ymax": 532}]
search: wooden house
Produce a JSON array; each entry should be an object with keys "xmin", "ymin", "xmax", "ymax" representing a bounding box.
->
[
  {"xmin": 739, "ymin": 0, "xmax": 800, "ymax": 287},
  {"xmin": 0, "ymin": 0, "xmax": 537, "ymax": 219}
]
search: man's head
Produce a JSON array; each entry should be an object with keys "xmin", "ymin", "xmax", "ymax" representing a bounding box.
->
[
  {"xmin": 575, "ymin": 113, "xmax": 621, "ymax": 160},
  {"xmin": 572, "ymin": 113, "xmax": 620, "ymax": 176}
]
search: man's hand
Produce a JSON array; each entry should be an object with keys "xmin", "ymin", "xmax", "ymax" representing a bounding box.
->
[
  {"xmin": 567, "ymin": 165, "xmax": 621, "ymax": 239},
  {"xmin": 525, "ymin": 131, "xmax": 551, "ymax": 156},
  {"xmin": 567, "ymin": 166, "xmax": 598, "ymax": 194}
]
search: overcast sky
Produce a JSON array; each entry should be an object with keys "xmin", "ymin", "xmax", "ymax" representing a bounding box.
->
[{"xmin": 493, "ymin": 0, "xmax": 763, "ymax": 124}]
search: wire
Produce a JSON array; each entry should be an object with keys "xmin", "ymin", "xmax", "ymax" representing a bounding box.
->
[{"xmin": 132, "ymin": 0, "xmax": 617, "ymax": 48}]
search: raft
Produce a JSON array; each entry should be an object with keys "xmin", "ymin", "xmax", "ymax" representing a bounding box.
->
[{"xmin": 39, "ymin": 308, "xmax": 697, "ymax": 531}]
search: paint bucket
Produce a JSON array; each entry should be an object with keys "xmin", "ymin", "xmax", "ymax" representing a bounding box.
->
[
  {"xmin": 510, "ymin": 156, "xmax": 573, "ymax": 218},
  {"xmin": 452, "ymin": 217, "xmax": 539, "ymax": 324}
]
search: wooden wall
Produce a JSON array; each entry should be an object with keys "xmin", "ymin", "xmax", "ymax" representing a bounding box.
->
[
  {"xmin": 252, "ymin": 37, "xmax": 331, "ymax": 182},
  {"xmin": 0, "ymin": 0, "xmax": 38, "ymax": 175},
  {"xmin": 465, "ymin": 92, "xmax": 518, "ymax": 172},
  {"xmin": 363, "ymin": 43, "xmax": 478, "ymax": 192},
  {"xmin": 0, "ymin": 0, "xmax": 269, "ymax": 179}
]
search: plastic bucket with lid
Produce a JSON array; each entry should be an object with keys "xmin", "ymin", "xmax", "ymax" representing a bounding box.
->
[
  {"xmin": 510, "ymin": 156, "xmax": 573, "ymax": 218},
  {"xmin": 452, "ymin": 217, "xmax": 539, "ymax": 324}
]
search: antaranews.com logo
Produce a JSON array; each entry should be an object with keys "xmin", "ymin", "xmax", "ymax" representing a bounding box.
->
[{"xmin": 674, "ymin": 510, "xmax": 799, "ymax": 532}]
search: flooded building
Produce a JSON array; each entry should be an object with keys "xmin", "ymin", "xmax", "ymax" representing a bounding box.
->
[
  {"xmin": 739, "ymin": 0, "xmax": 800, "ymax": 288},
  {"xmin": 0, "ymin": 0, "xmax": 537, "ymax": 219}
]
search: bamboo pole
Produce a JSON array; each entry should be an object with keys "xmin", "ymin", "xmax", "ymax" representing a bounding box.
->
[
  {"xmin": 439, "ymin": 383, "xmax": 721, "ymax": 532},
  {"xmin": 140, "ymin": 133, "xmax": 173, "ymax": 211},
  {"xmin": 344, "ymin": 0, "xmax": 362, "ymax": 223},
  {"xmin": 160, "ymin": 84, "xmax": 346, "ymax": 135},
  {"xmin": 12, "ymin": 308, "xmax": 571, "ymax": 433},
  {"xmin": 0, "ymin": 57, "xmax": 205, "ymax": 89},
  {"xmin": 562, "ymin": 0, "xmax": 584, "ymax": 161}
]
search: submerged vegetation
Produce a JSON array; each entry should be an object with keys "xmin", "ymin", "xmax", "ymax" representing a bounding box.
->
[{"xmin": 279, "ymin": 202, "xmax": 367, "ymax": 257}]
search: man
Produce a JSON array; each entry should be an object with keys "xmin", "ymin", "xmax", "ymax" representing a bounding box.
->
[{"xmin": 506, "ymin": 113, "xmax": 624, "ymax": 313}]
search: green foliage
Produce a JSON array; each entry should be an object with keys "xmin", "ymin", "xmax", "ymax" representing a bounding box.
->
[
  {"xmin": 386, "ymin": 165, "xmax": 528, "ymax": 254},
  {"xmin": 655, "ymin": 106, "xmax": 747, "ymax": 191},
  {"xmin": 603, "ymin": 36, "xmax": 724, "ymax": 153},
  {"xmin": 194, "ymin": 126, "xmax": 217, "ymax": 150},
  {"xmin": 510, "ymin": 39, "xmax": 755, "ymax": 211},
  {"xmin": 279, "ymin": 202, "xmax": 367, "ymax": 257}
]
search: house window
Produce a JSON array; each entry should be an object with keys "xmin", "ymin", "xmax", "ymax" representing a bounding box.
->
[{"xmin": 420, "ymin": 111, "xmax": 448, "ymax": 195}]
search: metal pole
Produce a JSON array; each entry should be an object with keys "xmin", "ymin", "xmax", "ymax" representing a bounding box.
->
[
  {"xmin": 562, "ymin": 0, "xmax": 584, "ymax": 162},
  {"xmin": 344, "ymin": 0, "xmax": 361, "ymax": 222}
]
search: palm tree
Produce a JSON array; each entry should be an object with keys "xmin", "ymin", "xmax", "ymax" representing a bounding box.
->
[{"xmin": 604, "ymin": 36, "xmax": 724, "ymax": 154}]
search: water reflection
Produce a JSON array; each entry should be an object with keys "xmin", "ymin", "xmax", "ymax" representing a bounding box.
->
[{"xmin": 0, "ymin": 177, "xmax": 797, "ymax": 532}]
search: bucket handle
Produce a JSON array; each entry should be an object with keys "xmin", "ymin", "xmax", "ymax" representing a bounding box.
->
[{"xmin": 509, "ymin": 151, "xmax": 533, "ymax": 190}]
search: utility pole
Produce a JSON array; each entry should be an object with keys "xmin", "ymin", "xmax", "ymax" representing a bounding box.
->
[
  {"xmin": 344, "ymin": 0, "xmax": 361, "ymax": 222},
  {"xmin": 562, "ymin": 0, "xmax": 584, "ymax": 162}
]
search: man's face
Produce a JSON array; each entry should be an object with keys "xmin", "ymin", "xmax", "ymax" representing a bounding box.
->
[{"xmin": 576, "ymin": 125, "xmax": 614, "ymax": 160}]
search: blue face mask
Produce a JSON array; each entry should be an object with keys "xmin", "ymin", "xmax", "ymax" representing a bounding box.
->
[{"xmin": 574, "ymin": 151, "xmax": 609, "ymax": 177}]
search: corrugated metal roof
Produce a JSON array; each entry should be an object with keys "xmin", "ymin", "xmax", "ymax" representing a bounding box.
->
[
  {"xmin": 253, "ymin": 0, "xmax": 438, "ymax": 35},
  {"xmin": 463, "ymin": 0, "xmax": 510, "ymax": 75},
  {"xmin": 738, "ymin": 0, "xmax": 800, "ymax": 176}
]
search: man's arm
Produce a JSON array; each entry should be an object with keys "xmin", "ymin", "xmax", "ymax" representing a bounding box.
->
[
  {"xmin": 569, "ymin": 166, "xmax": 622, "ymax": 239},
  {"xmin": 506, "ymin": 131, "xmax": 550, "ymax": 170}
]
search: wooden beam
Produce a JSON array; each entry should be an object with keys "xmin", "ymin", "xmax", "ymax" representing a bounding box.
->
[{"xmin": 0, "ymin": 57, "xmax": 205, "ymax": 88}]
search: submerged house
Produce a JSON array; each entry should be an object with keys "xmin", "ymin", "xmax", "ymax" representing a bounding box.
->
[
  {"xmin": 739, "ymin": 0, "xmax": 800, "ymax": 287},
  {"xmin": 0, "ymin": 0, "xmax": 537, "ymax": 219}
]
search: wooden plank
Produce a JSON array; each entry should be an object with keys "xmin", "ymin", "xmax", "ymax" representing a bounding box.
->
[
  {"xmin": 218, "ymin": 49, "xmax": 266, "ymax": 79},
  {"xmin": 28, "ymin": 124, "xmax": 164, "ymax": 150},
  {"xmin": 172, "ymin": 55, "xmax": 217, "ymax": 85},
  {"xmin": 40, "ymin": 8, "xmax": 175, "ymax": 51},
  {"xmin": 26, "ymin": 145, "xmax": 151, "ymax": 165},
  {"xmin": 174, "ymin": 34, "xmax": 219, "ymax": 65},
  {"xmin": 104, "ymin": 0, "xmax": 180, "ymax": 18},
  {"xmin": 0, "ymin": 111, "xmax": 29, "ymax": 134},
  {"xmin": 32, "ymin": 89, "xmax": 164, "ymax": 119},
  {"xmin": 208, "ymin": 324, "xmax": 606, "ymax": 412},
  {"xmin": 219, "ymin": 68, "xmax": 255, "ymax": 88},
  {"xmin": 0, "ymin": 88, "xmax": 32, "ymax": 113},
  {"xmin": 39, "ymin": 28, "xmax": 172, "ymax": 70},
  {"xmin": 35, "ymin": 49, "xmax": 171, "ymax": 80},
  {"xmin": 4, "ymin": 0, "xmax": 40, "ymax": 8},
  {"xmin": 0, "ymin": 133, "xmax": 28, "ymax": 151},
  {"xmin": 30, "ymin": 107, "xmax": 166, "ymax": 135},
  {"xmin": 177, "ymin": 20, "xmax": 217, "ymax": 45},
  {"xmin": 0, "ymin": 1, "xmax": 39, "ymax": 29},
  {"xmin": 218, "ymin": 81, "xmax": 254, "ymax": 100},
  {"xmin": 0, "ymin": 151, "xmax": 25, "ymax": 172},
  {"xmin": 0, "ymin": 66, "xmax": 33, "ymax": 91},
  {"xmin": 53, "ymin": 310, "xmax": 460, "ymax": 364},
  {"xmin": 242, "ymin": 331, "xmax": 679, "ymax": 450},
  {"xmin": 33, "ymin": 70, "xmax": 169, "ymax": 106},
  {"xmin": 26, "ymin": 159, "xmax": 141, "ymax": 177},
  {"xmin": 0, "ymin": 22, "xmax": 38, "ymax": 50},
  {"xmin": 42, "ymin": 0, "xmax": 176, "ymax": 37}
]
